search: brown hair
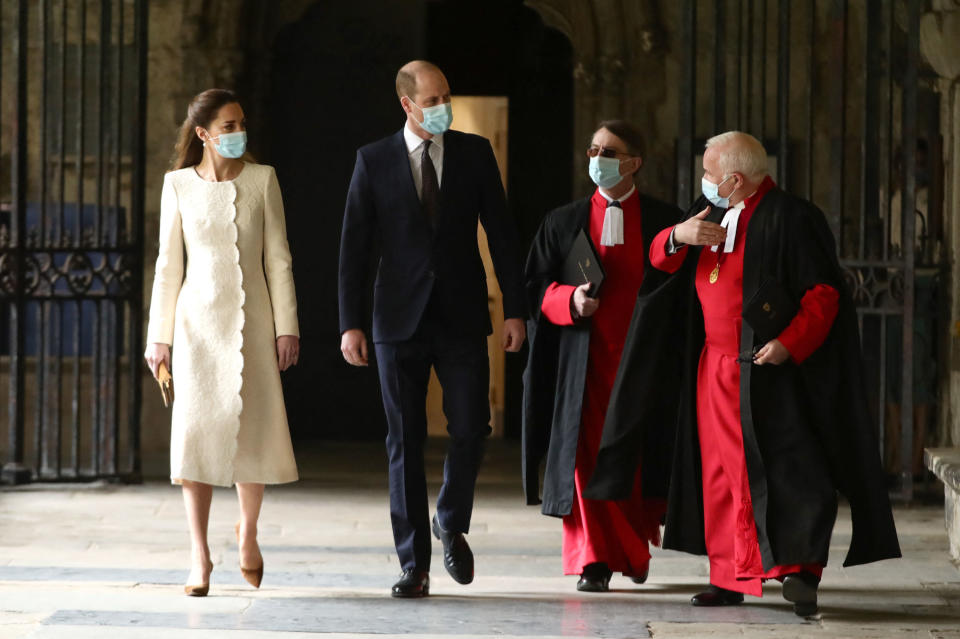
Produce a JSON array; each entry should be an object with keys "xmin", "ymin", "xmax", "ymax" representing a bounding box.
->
[
  {"xmin": 596, "ymin": 119, "xmax": 646, "ymax": 157},
  {"xmin": 169, "ymin": 88, "xmax": 240, "ymax": 171}
]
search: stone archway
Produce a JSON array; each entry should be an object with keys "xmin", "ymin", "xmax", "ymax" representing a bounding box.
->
[{"xmin": 524, "ymin": 0, "xmax": 674, "ymax": 201}]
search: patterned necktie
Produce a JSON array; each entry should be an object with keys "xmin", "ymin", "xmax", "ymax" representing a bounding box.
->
[{"xmin": 420, "ymin": 140, "xmax": 439, "ymax": 225}]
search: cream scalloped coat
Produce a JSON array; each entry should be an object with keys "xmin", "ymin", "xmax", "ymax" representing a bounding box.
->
[{"xmin": 146, "ymin": 162, "xmax": 299, "ymax": 487}]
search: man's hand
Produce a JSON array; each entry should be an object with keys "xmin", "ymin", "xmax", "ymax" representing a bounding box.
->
[
  {"xmin": 277, "ymin": 335, "xmax": 300, "ymax": 371},
  {"xmin": 572, "ymin": 283, "xmax": 599, "ymax": 318},
  {"xmin": 673, "ymin": 206, "xmax": 727, "ymax": 247},
  {"xmin": 502, "ymin": 318, "xmax": 526, "ymax": 352},
  {"xmin": 753, "ymin": 339, "xmax": 790, "ymax": 365},
  {"xmin": 340, "ymin": 328, "xmax": 369, "ymax": 367}
]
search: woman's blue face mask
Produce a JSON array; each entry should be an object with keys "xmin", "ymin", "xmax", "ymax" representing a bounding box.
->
[{"xmin": 206, "ymin": 130, "xmax": 247, "ymax": 159}]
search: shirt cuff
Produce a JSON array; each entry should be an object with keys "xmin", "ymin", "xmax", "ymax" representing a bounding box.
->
[{"xmin": 666, "ymin": 228, "xmax": 685, "ymax": 255}]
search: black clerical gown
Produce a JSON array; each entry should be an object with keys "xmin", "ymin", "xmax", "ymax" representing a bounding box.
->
[
  {"xmin": 522, "ymin": 192, "xmax": 680, "ymax": 518},
  {"xmin": 585, "ymin": 187, "xmax": 901, "ymax": 571}
]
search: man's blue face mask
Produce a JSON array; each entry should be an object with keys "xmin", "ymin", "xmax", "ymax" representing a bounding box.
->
[
  {"xmin": 408, "ymin": 98, "xmax": 452, "ymax": 135},
  {"xmin": 589, "ymin": 156, "xmax": 623, "ymax": 189},
  {"xmin": 702, "ymin": 174, "xmax": 734, "ymax": 208}
]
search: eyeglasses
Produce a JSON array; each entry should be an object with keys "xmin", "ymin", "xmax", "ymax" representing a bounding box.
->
[{"xmin": 586, "ymin": 145, "xmax": 633, "ymax": 159}]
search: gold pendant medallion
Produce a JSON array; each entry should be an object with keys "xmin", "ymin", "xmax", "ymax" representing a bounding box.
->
[{"xmin": 709, "ymin": 265, "xmax": 719, "ymax": 284}]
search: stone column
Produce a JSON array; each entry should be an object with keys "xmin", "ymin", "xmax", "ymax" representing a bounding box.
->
[
  {"xmin": 921, "ymin": 1, "xmax": 960, "ymax": 565},
  {"xmin": 525, "ymin": 0, "xmax": 669, "ymax": 199},
  {"xmin": 919, "ymin": 3, "xmax": 960, "ymax": 448}
]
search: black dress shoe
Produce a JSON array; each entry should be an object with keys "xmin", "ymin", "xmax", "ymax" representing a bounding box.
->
[
  {"xmin": 432, "ymin": 514, "xmax": 474, "ymax": 585},
  {"xmin": 391, "ymin": 569, "xmax": 429, "ymax": 598},
  {"xmin": 781, "ymin": 571, "xmax": 819, "ymax": 616},
  {"xmin": 691, "ymin": 585, "xmax": 745, "ymax": 606},
  {"xmin": 576, "ymin": 562, "xmax": 612, "ymax": 592},
  {"xmin": 628, "ymin": 568, "xmax": 649, "ymax": 584}
]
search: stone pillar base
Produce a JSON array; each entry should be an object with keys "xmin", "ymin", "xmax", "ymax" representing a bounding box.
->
[{"xmin": 926, "ymin": 447, "xmax": 960, "ymax": 564}]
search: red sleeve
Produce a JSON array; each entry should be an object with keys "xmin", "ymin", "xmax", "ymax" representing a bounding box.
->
[
  {"xmin": 650, "ymin": 225, "xmax": 688, "ymax": 274},
  {"xmin": 777, "ymin": 284, "xmax": 840, "ymax": 364},
  {"xmin": 540, "ymin": 282, "xmax": 577, "ymax": 326}
]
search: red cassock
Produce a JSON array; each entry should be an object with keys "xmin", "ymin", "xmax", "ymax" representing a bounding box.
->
[
  {"xmin": 540, "ymin": 188, "xmax": 666, "ymax": 576},
  {"xmin": 651, "ymin": 176, "xmax": 839, "ymax": 595}
]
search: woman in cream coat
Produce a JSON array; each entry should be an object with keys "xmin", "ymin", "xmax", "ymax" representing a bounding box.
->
[{"xmin": 144, "ymin": 88, "xmax": 300, "ymax": 596}]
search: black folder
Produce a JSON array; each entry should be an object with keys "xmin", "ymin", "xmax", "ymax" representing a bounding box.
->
[
  {"xmin": 561, "ymin": 229, "xmax": 606, "ymax": 298},
  {"xmin": 743, "ymin": 278, "xmax": 799, "ymax": 343}
]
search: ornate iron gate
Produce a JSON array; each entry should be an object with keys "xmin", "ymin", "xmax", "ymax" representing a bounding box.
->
[
  {"xmin": 0, "ymin": 0, "xmax": 148, "ymax": 483},
  {"xmin": 677, "ymin": 0, "xmax": 931, "ymax": 501}
]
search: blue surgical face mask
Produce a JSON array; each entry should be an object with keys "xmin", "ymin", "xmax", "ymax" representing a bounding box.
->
[
  {"xmin": 701, "ymin": 174, "xmax": 733, "ymax": 208},
  {"xmin": 409, "ymin": 99, "xmax": 452, "ymax": 135},
  {"xmin": 207, "ymin": 130, "xmax": 247, "ymax": 159},
  {"xmin": 589, "ymin": 156, "xmax": 623, "ymax": 189}
]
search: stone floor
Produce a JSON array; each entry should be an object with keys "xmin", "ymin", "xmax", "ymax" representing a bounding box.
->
[{"xmin": 0, "ymin": 440, "xmax": 958, "ymax": 638}]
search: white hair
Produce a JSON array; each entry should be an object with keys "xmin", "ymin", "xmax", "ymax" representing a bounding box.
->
[{"xmin": 705, "ymin": 131, "xmax": 768, "ymax": 180}]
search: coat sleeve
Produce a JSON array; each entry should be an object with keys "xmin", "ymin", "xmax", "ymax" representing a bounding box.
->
[
  {"xmin": 777, "ymin": 283, "xmax": 839, "ymax": 364},
  {"xmin": 477, "ymin": 138, "xmax": 527, "ymax": 320},
  {"xmin": 338, "ymin": 150, "xmax": 376, "ymax": 334},
  {"xmin": 778, "ymin": 201, "xmax": 845, "ymax": 362},
  {"xmin": 263, "ymin": 167, "xmax": 300, "ymax": 338},
  {"xmin": 146, "ymin": 174, "xmax": 184, "ymax": 346}
]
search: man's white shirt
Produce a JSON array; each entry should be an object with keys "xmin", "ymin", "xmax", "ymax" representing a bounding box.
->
[{"xmin": 404, "ymin": 123, "xmax": 444, "ymax": 200}]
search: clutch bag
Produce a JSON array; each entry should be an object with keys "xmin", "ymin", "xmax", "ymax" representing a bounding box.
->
[{"xmin": 157, "ymin": 361, "xmax": 174, "ymax": 408}]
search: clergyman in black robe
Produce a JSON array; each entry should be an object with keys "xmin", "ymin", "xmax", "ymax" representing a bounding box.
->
[{"xmin": 522, "ymin": 120, "xmax": 681, "ymax": 591}]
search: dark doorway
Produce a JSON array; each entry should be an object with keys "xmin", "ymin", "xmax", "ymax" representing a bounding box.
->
[
  {"xmin": 426, "ymin": 1, "xmax": 574, "ymax": 440},
  {"xmin": 263, "ymin": 0, "xmax": 573, "ymax": 443}
]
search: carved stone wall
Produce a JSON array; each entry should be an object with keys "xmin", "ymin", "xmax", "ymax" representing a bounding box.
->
[{"xmin": 525, "ymin": 0, "xmax": 675, "ymax": 202}]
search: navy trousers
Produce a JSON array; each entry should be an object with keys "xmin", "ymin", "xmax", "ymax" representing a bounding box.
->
[{"xmin": 374, "ymin": 313, "xmax": 491, "ymax": 572}]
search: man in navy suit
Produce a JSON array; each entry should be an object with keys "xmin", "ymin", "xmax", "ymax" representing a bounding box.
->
[{"xmin": 338, "ymin": 60, "xmax": 527, "ymax": 598}]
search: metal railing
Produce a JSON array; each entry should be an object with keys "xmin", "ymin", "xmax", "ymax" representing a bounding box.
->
[{"xmin": 0, "ymin": 0, "xmax": 148, "ymax": 483}]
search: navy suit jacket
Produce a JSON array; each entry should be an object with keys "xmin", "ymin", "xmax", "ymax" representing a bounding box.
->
[{"xmin": 338, "ymin": 128, "xmax": 527, "ymax": 343}]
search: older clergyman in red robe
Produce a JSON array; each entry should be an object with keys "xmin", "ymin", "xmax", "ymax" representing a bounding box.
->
[{"xmin": 586, "ymin": 131, "xmax": 900, "ymax": 616}]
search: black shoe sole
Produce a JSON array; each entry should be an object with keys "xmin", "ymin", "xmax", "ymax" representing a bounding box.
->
[
  {"xmin": 629, "ymin": 571, "xmax": 649, "ymax": 585},
  {"xmin": 576, "ymin": 580, "xmax": 610, "ymax": 593},
  {"xmin": 391, "ymin": 587, "xmax": 429, "ymax": 598},
  {"xmin": 690, "ymin": 592, "xmax": 744, "ymax": 606}
]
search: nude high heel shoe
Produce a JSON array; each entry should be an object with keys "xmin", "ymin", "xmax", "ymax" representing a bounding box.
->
[
  {"xmin": 235, "ymin": 522, "xmax": 264, "ymax": 588},
  {"xmin": 184, "ymin": 560, "xmax": 213, "ymax": 597}
]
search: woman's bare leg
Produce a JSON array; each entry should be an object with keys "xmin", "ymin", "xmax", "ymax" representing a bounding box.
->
[
  {"xmin": 236, "ymin": 482, "xmax": 265, "ymax": 569},
  {"xmin": 182, "ymin": 480, "xmax": 214, "ymax": 585}
]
